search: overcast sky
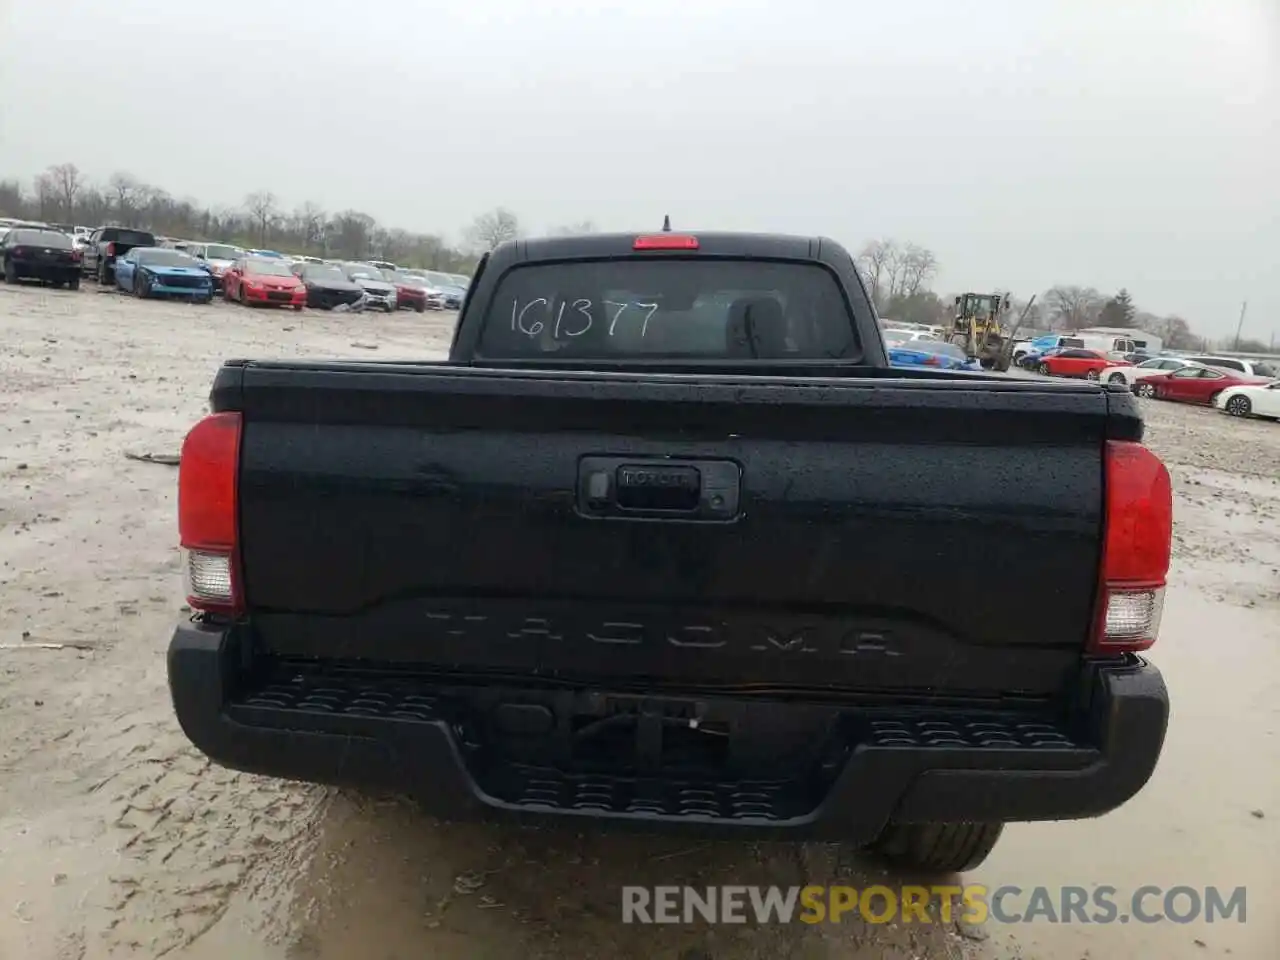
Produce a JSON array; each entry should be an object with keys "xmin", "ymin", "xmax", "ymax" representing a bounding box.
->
[{"xmin": 1, "ymin": 0, "xmax": 1276, "ymax": 338}]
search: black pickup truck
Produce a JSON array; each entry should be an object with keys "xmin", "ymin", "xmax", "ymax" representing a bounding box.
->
[
  {"xmin": 81, "ymin": 226, "xmax": 157, "ymax": 284},
  {"xmin": 169, "ymin": 231, "xmax": 1172, "ymax": 871}
]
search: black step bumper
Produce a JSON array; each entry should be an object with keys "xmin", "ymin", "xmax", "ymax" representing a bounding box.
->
[{"xmin": 168, "ymin": 621, "xmax": 1169, "ymax": 843}]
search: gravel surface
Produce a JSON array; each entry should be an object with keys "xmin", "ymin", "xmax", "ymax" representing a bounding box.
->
[{"xmin": 1, "ymin": 281, "xmax": 1276, "ymax": 960}]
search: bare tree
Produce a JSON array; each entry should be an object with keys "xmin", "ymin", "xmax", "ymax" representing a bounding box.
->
[
  {"xmin": 464, "ymin": 207, "xmax": 520, "ymax": 252},
  {"xmin": 47, "ymin": 163, "xmax": 83, "ymax": 222},
  {"xmin": 898, "ymin": 243, "xmax": 939, "ymax": 298},
  {"xmin": 32, "ymin": 173, "xmax": 57, "ymax": 220},
  {"xmin": 1044, "ymin": 285, "xmax": 1104, "ymax": 331},
  {"xmin": 856, "ymin": 239, "xmax": 897, "ymax": 311},
  {"xmin": 549, "ymin": 220, "xmax": 597, "ymax": 236},
  {"xmin": 293, "ymin": 201, "xmax": 327, "ymax": 252},
  {"xmin": 0, "ymin": 179, "xmax": 25, "ymax": 217},
  {"xmin": 244, "ymin": 191, "xmax": 279, "ymax": 247},
  {"xmin": 108, "ymin": 172, "xmax": 142, "ymax": 224},
  {"xmin": 329, "ymin": 210, "xmax": 376, "ymax": 259},
  {"xmin": 1150, "ymin": 314, "xmax": 1196, "ymax": 350}
]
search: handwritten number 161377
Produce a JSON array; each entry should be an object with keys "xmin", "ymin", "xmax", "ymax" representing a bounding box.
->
[{"xmin": 511, "ymin": 298, "xmax": 659, "ymax": 338}]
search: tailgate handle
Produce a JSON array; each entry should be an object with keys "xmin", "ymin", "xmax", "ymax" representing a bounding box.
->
[
  {"xmin": 577, "ymin": 457, "xmax": 741, "ymax": 522},
  {"xmin": 615, "ymin": 464, "xmax": 701, "ymax": 512}
]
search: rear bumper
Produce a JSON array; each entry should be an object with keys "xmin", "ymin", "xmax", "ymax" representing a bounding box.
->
[
  {"xmin": 10, "ymin": 260, "xmax": 79, "ymax": 279},
  {"xmin": 169, "ymin": 621, "xmax": 1169, "ymax": 842}
]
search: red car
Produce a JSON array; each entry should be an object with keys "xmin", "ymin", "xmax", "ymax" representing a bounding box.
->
[
  {"xmin": 1038, "ymin": 349, "xmax": 1129, "ymax": 380},
  {"xmin": 1135, "ymin": 365, "xmax": 1270, "ymax": 405},
  {"xmin": 383, "ymin": 270, "xmax": 427, "ymax": 313},
  {"xmin": 223, "ymin": 257, "xmax": 307, "ymax": 310}
]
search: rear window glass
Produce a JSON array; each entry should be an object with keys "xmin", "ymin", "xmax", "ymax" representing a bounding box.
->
[
  {"xmin": 477, "ymin": 259, "xmax": 858, "ymax": 360},
  {"xmin": 102, "ymin": 229, "xmax": 155, "ymax": 246},
  {"xmin": 9, "ymin": 229, "xmax": 73, "ymax": 248}
]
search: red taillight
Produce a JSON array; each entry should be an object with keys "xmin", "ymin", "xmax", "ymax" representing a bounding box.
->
[
  {"xmin": 1090, "ymin": 440, "xmax": 1172, "ymax": 653},
  {"xmin": 633, "ymin": 234, "xmax": 699, "ymax": 250},
  {"xmin": 11, "ymin": 246, "xmax": 28, "ymax": 257},
  {"xmin": 72, "ymin": 250, "xmax": 83, "ymax": 262},
  {"xmin": 178, "ymin": 412, "xmax": 242, "ymax": 615},
  {"xmin": 923, "ymin": 355, "xmax": 941, "ymax": 366},
  {"xmin": 105, "ymin": 242, "xmax": 115, "ymax": 257}
]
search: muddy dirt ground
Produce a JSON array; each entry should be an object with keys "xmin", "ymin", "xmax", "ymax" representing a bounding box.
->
[{"xmin": 1, "ymin": 282, "xmax": 1276, "ymax": 960}]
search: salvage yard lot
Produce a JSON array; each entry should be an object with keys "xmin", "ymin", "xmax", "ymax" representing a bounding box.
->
[{"xmin": 1, "ymin": 283, "xmax": 1276, "ymax": 960}]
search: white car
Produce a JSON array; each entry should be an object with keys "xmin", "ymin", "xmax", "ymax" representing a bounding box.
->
[
  {"xmin": 1214, "ymin": 380, "xmax": 1280, "ymax": 420},
  {"xmin": 1182, "ymin": 355, "xmax": 1279, "ymax": 380},
  {"xmin": 1099, "ymin": 356, "xmax": 1202, "ymax": 387},
  {"xmin": 884, "ymin": 328, "xmax": 938, "ymax": 342}
]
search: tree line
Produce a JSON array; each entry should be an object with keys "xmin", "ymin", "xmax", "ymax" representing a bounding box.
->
[
  {"xmin": 1, "ymin": 164, "xmax": 1269, "ymax": 352},
  {"xmin": 0, "ymin": 163, "xmax": 540, "ymax": 275}
]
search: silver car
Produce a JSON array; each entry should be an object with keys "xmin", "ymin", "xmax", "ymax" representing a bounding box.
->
[{"xmin": 342, "ymin": 262, "xmax": 397, "ymax": 312}]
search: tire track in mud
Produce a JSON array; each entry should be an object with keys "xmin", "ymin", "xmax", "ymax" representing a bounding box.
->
[{"xmin": 77, "ymin": 693, "xmax": 329, "ymax": 958}]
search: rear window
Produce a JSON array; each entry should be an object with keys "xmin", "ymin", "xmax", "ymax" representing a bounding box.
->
[
  {"xmin": 477, "ymin": 259, "xmax": 859, "ymax": 360},
  {"xmin": 8, "ymin": 229, "xmax": 73, "ymax": 248},
  {"xmin": 101, "ymin": 228, "xmax": 155, "ymax": 246}
]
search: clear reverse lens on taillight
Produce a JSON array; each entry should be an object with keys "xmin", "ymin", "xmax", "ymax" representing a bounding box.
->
[
  {"xmin": 1090, "ymin": 440, "xmax": 1173, "ymax": 653},
  {"xmin": 178, "ymin": 411, "xmax": 243, "ymax": 615}
]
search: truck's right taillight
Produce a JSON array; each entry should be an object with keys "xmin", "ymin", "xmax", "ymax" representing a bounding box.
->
[
  {"xmin": 1090, "ymin": 440, "xmax": 1173, "ymax": 653},
  {"xmin": 178, "ymin": 412, "xmax": 243, "ymax": 616}
]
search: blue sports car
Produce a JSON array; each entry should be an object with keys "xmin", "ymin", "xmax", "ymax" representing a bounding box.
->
[
  {"xmin": 888, "ymin": 340, "xmax": 983, "ymax": 372},
  {"xmin": 114, "ymin": 247, "xmax": 215, "ymax": 302}
]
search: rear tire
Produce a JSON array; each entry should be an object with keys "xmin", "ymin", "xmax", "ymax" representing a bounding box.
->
[
  {"xmin": 68, "ymin": 275, "xmax": 80, "ymax": 291},
  {"xmin": 98, "ymin": 263, "xmax": 111, "ymax": 285},
  {"xmin": 1226, "ymin": 395, "xmax": 1252, "ymax": 418},
  {"xmin": 1108, "ymin": 373, "xmax": 1127, "ymax": 384},
  {"xmin": 4, "ymin": 259, "xmax": 17, "ymax": 284},
  {"xmin": 1037, "ymin": 362, "xmax": 1051, "ymax": 376},
  {"xmin": 872, "ymin": 822, "xmax": 1005, "ymax": 873},
  {"xmin": 414, "ymin": 301, "xmax": 425, "ymax": 313},
  {"xmin": 1086, "ymin": 369, "xmax": 1100, "ymax": 381},
  {"xmin": 293, "ymin": 304, "xmax": 303, "ymax": 312}
]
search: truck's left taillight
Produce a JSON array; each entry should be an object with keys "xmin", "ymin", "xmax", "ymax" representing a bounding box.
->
[
  {"xmin": 178, "ymin": 412, "xmax": 243, "ymax": 616},
  {"xmin": 1089, "ymin": 440, "xmax": 1173, "ymax": 654}
]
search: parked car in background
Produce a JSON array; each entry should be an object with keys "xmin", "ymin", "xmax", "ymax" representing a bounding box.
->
[
  {"xmin": 1037, "ymin": 349, "xmax": 1125, "ymax": 380},
  {"xmin": 224, "ymin": 257, "xmax": 307, "ymax": 309},
  {"xmin": 883, "ymin": 327, "xmax": 938, "ymax": 343},
  {"xmin": 82, "ymin": 226, "xmax": 158, "ymax": 284},
  {"xmin": 1135, "ymin": 365, "xmax": 1269, "ymax": 404},
  {"xmin": 245, "ymin": 248, "xmax": 285, "ymax": 259},
  {"xmin": 420, "ymin": 270, "xmax": 465, "ymax": 308},
  {"xmin": 293, "ymin": 261, "xmax": 366, "ymax": 310},
  {"xmin": 367, "ymin": 259, "xmax": 399, "ymax": 273},
  {"xmin": 341, "ymin": 262, "xmax": 397, "ymax": 312},
  {"xmin": 888, "ymin": 340, "xmax": 981, "ymax": 371},
  {"xmin": 399, "ymin": 273, "xmax": 447, "ymax": 310},
  {"xmin": 446, "ymin": 272, "xmax": 471, "ymax": 289},
  {"xmin": 379, "ymin": 269, "xmax": 428, "ymax": 312},
  {"xmin": 0, "ymin": 227, "xmax": 82, "ymax": 288},
  {"xmin": 189, "ymin": 242, "xmax": 245, "ymax": 294},
  {"xmin": 1099, "ymin": 356, "xmax": 1202, "ymax": 387},
  {"xmin": 1182, "ymin": 355, "xmax": 1279, "ymax": 379},
  {"xmin": 1012, "ymin": 334, "xmax": 1085, "ymax": 366},
  {"xmin": 1214, "ymin": 379, "xmax": 1280, "ymax": 420},
  {"xmin": 114, "ymin": 247, "xmax": 214, "ymax": 302}
]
